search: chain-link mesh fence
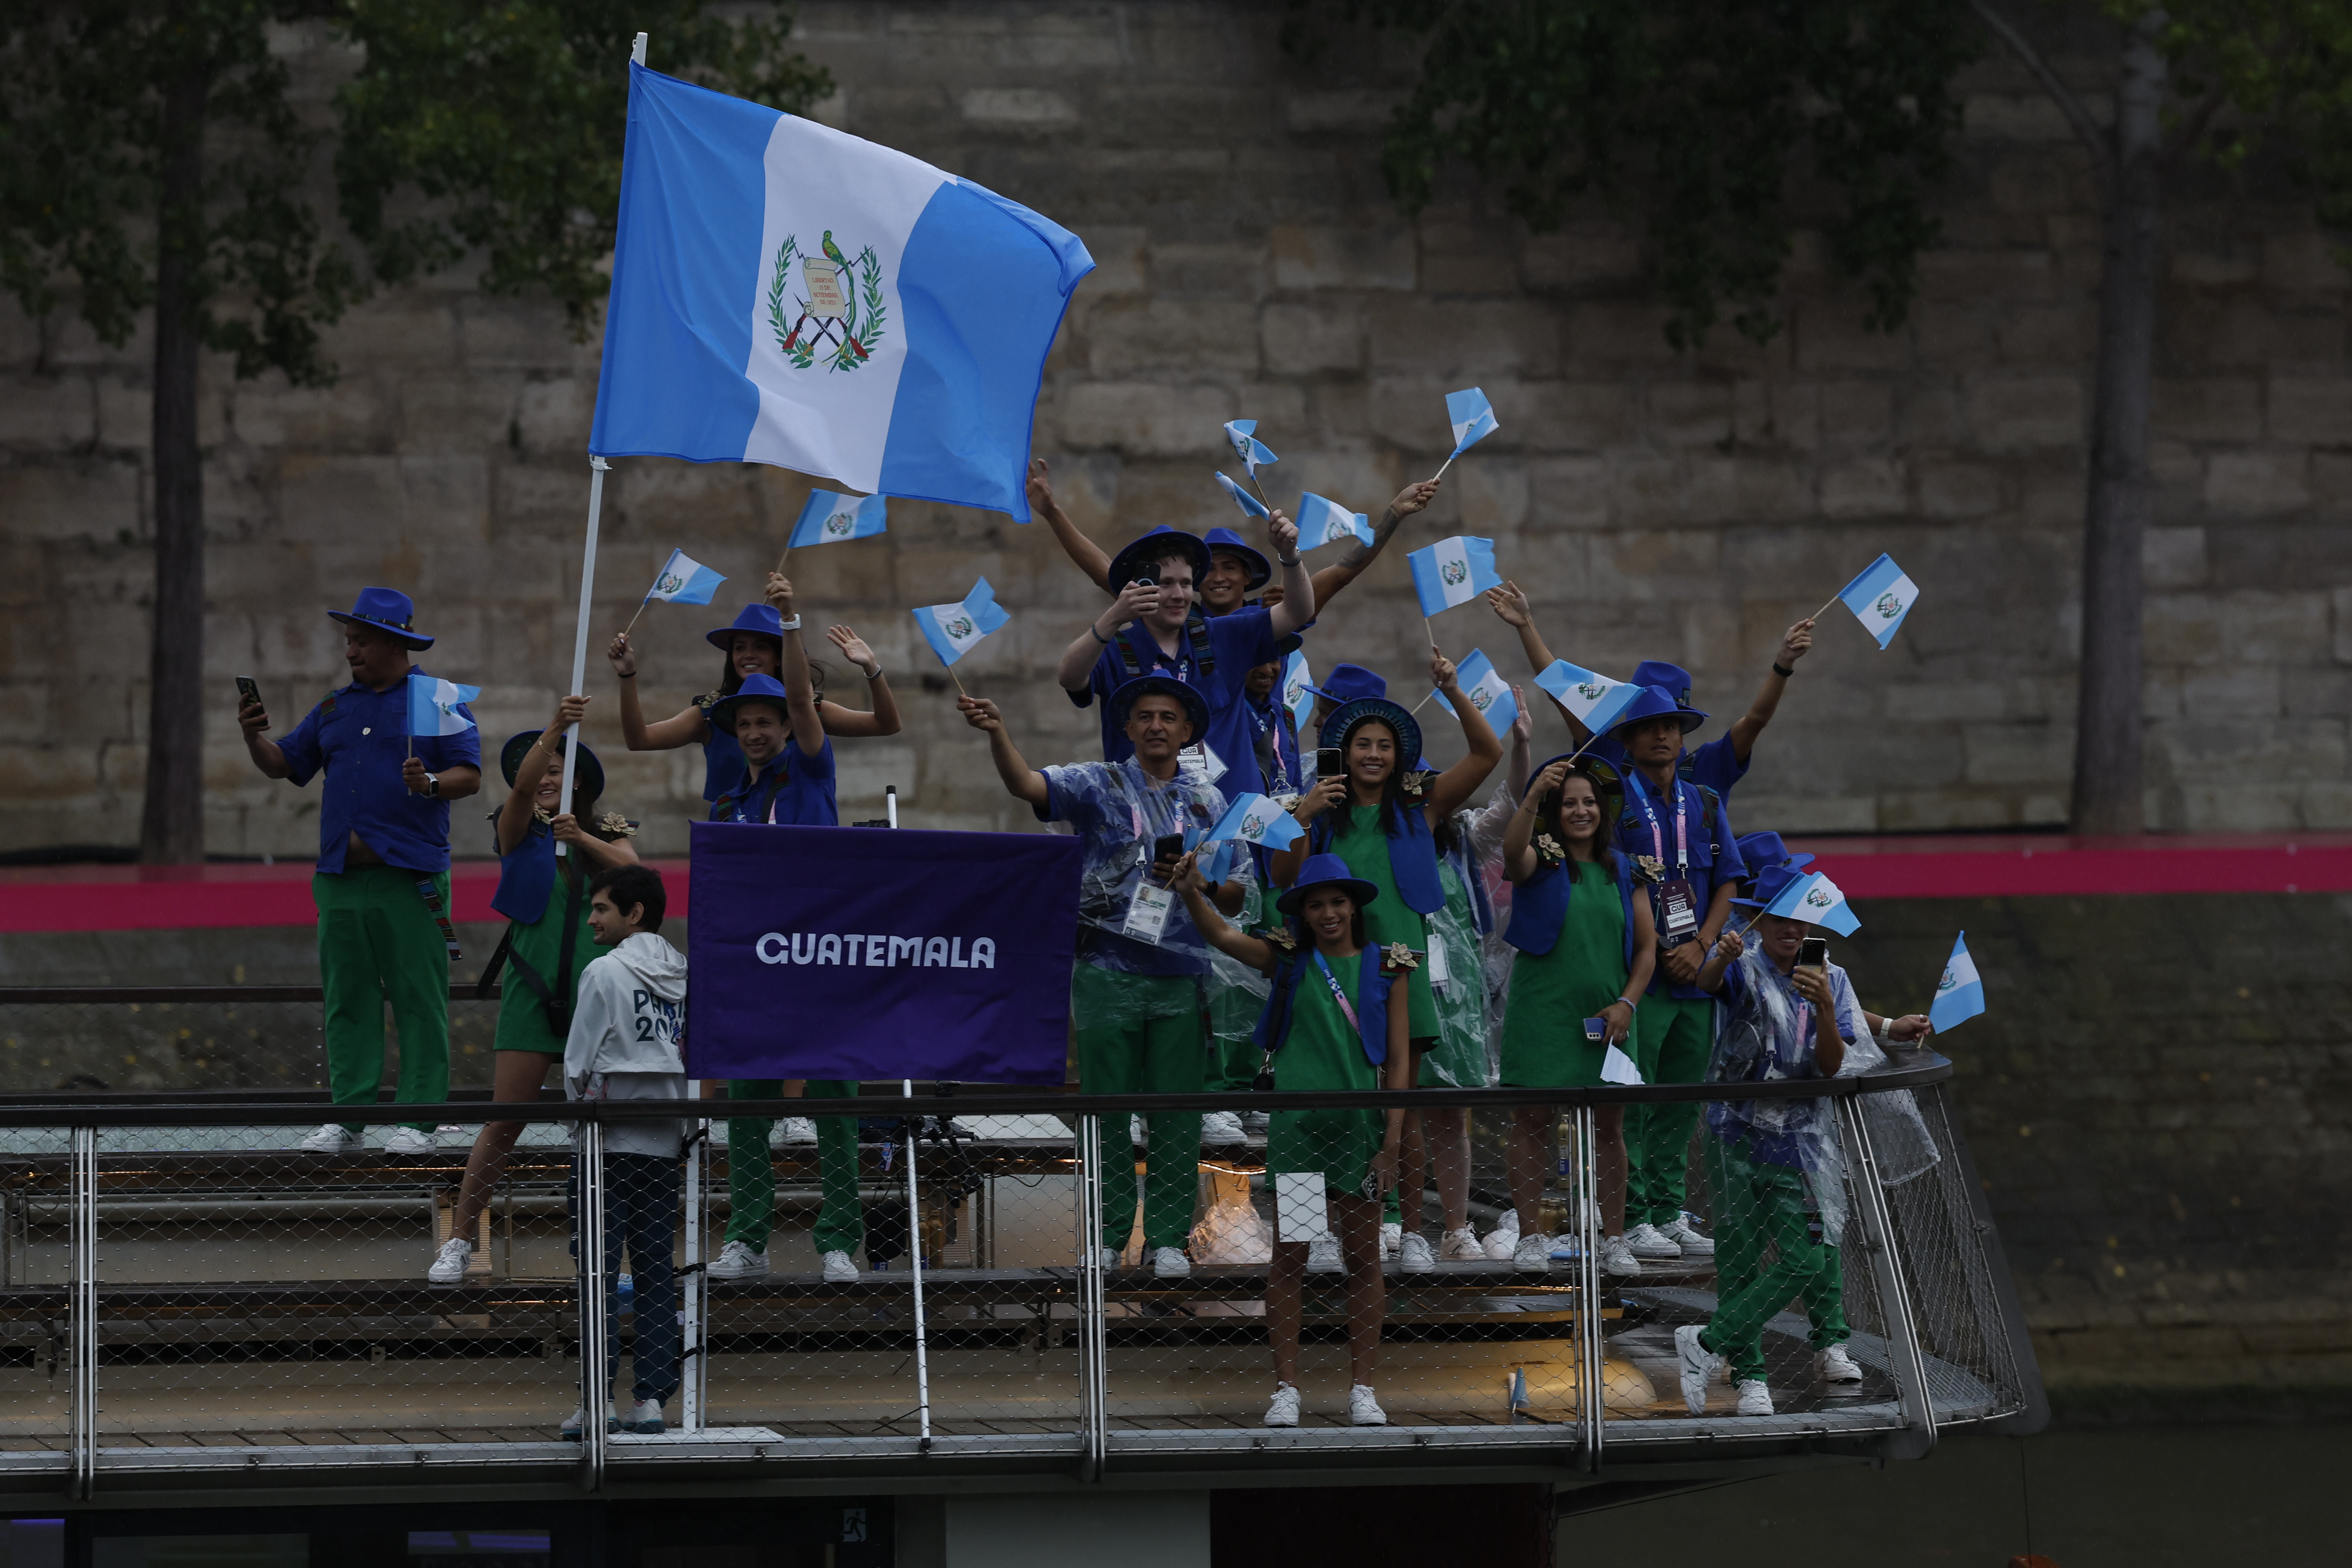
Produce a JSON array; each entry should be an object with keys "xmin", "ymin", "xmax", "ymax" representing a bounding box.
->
[{"xmin": 0, "ymin": 1126, "xmax": 75, "ymax": 1461}]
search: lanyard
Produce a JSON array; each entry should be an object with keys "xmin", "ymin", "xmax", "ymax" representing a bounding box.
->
[
  {"xmin": 1633, "ymin": 773, "xmax": 1689, "ymax": 874},
  {"xmin": 1309, "ymin": 949, "xmax": 1359, "ymax": 1031}
]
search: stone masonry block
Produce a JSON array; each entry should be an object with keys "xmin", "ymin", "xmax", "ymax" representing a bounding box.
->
[
  {"xmin": 2143, "ymin": 527, "xmax": 2208, "ymax": 589},
  {"xmin": 0, "ymin": 375, "xmax": 95, "ymax": 446},
  {"xmin": 1055, "ymin": 382, "xmax": 1232, "ymax": 456},
  {"xmin": 2204, "ymin": 452, "xmax": 2311, "ymax": 516},
  {"xmin": 277, "ymin": 455, "xmax": 490, "ymax": 543},
  {"xmin": 1269, "ymin": 225, "xmax": 1415, "ymax": 292},
  {"xmin": 1820, "ymin": 459, "xmax": 1903, "ymax": 518},
  {"xmin": 0, "ymin": 461, "xmax": 142, "ymax": 541},
  {"xmin": 1286, "ymin": 91, "xmax": 1396, "ymax": 134},
  {"xmin": 1520, "ymin": 223, "xmax": 1643, "ymax": 291},
  {"xmin": 2336, "ymin": 587, "xmax": 2352, "ymax": 664},
  {"xmin": 2154, "ymin": 378, "xmax": 2263, "ymax": 443},
  {"xmin": 1965, "ymin": 376, "xmax": 2083, "ymax": 451},
  {"xmin": 1368, "ymin": 300, "xmax": 1561, "ymax": 380},
  {"xmin": 959, "ymin": 88, "xmax": 1078, "ymax": 126},
  {"xmin": 1917, "ymin": 462, "xmax": 2002, "ymax": 518},
  {"xmin": 1087, "ymin": 299, "xmax": 1260, "ymax": 374},
  {"xmin": 2267, "ymin": 379, "xmax": 2352, "ymax": 447},
  {"xmin": 1260, "ymin": 302, "xmax": 1364, "ymax": 374},
  {"xmin": 231, "ymin": 378, "xmax": 391, "ymax": 450}
]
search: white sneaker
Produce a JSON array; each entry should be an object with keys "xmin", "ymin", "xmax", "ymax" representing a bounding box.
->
[
  {"xmin": 707, "ymin": 1241, "xmax": 769, "ymax": 1280},
  {"xmin": 427, "ymin": 1237, "xmax": 473, "ymax": 1284},
  {"xmin": 771, "ymin": 1117, "xmax": 818, "ymax": 1147},
  {"xmin": 1348, "ymin": 1384, "xmax": 1387, "ymax": 1426},
  {"xmin": 1151, "ymin": 1246, "xmax": 1191, "ymax": 1279},
  {"xmin": 1624, "ymin": 1222, "xmax": 1680, "ymax": 1260},
  {"xmin": 1081, "ymin": 1245, "xmax": 1119, "ymax": 1270},
  {"xmin": 382, "ymin": 1126, "xmax": 437, "ymax": 1155},
  {"xmin": 1264, "ymin": 1384, "xmax": 1300, "ymax": 1427},
  {"xmin": 1597, "ymin": 1235, "xmax": 1644, "ymax": 1277},
  {"xmin": 299, "ymin": 1123, "xmax": 359, "ymax": 1154},
  {"xmin": 1306, "ymin": 1236, "xmax": 1343, "ymax": 1274},
  {"xmin": 1241, "ymin": 1110, "xmax": 1270, "ymax": 1135},
  {"xmin": 1130, "ymin": 1114, "xmax": 1148, "ymax": 1147},
  {"xmin": 1481, "ymin": 1211, "xmax": 1521, "ymax": 1260},
  {"xmin": 561, "ymin": 1401, "xmax": 616, "ymax": 1439},
  {"xmin": 1437, "ymin": 1227, "xmax": 1483, "ymax": 1262},
  {"xmin": 1674, "ymin": 1324, "xmax": 1722, "ymax": 1414},
  {"xmin": 620, "ymin": 1397, "xmax": 665, "ymax": 1434},
  {"xmin": 1819, "ymin": 1344, "xmax": 1863, "ymax": 1383},
  {"xmin": 1379, "ymin": 1221, "xmax": 1401, "ymax": 1257},
  {"xmin": 1198, "ymin": 1110, "xmax": 1246, "ymax": 1144},
  {"xmin": 1397, "ymin": 1232, "xmax": 1434, "ymax": 1273},
  {"xmin": 820, "ymin": 1250, "xmax": 859, "ymax": 1283},
  {"xmin": 1510, "ymin": 1234, "xmax": 1553, "ymax": 1274},
  {"xmin": 1659, "ymin": 1214, "xmax": 1716, "ymax": 1257},
  {"xmin": 1735, "ymin": 1378, "xmax": 1774, "ymax": 1416}
]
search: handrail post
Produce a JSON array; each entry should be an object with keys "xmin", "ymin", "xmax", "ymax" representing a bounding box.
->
[
  {"xmin": 576, "ymin": 1117, "xmax": 608, "ymax": 1489},
  {"xmin": 1074, "ymin": 1113, "xmax": 1105, "ymax": 1480},
  {"xmin": 681, "ymin": 1088, "xmax": 707, "ymax": 1434},
  {"xmin": 1836, "ymin": 1095, "xmax": 1938, "ymax": 1459},
  {"xmin": 1572, "ymin": 1103, "xmax": 1603, "ymax": 1474},
  {"xmin": 902, "ymin": 1084, "xmax": 933, "ymax": 1450},
  {"xmin": 69, "ymin": 1124, "xmax": 95, "ymax": 1500}
]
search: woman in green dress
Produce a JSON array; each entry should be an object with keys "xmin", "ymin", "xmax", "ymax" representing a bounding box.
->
[
  {"xmin": 1270, "ymin": 648, "xmax": 1501, "ymax": 1272},
  {"xmin": 429, "ymin": 694, "xmax": 640, "ymax": 1284},
  {"xmin": 1177, "ymin": 852, "xmax": 1412, "ymax": 1430},
  {"xmin": 1496, "ymin": 758, "xmax": 1657, "ymax": 1278}
]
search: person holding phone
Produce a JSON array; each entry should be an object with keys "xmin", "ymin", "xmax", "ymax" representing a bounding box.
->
[
  {"xmin": 1493, "ymin": 757, "xmax": 1659, "ymax": 1275},
  {"xmin": 958, "ymin": 676, "xmax": 1248, "ymax": 1279},
  {"xmin": 1674, "ymin": 865, "xmax": 1857, "ymax": 1418},
  {"xmin": 237, "ymin": 587, "xmax": 480, "ymax": 1156},
  {"xmin": 1270, "ymin": 648, "xmax": 1502, "ymax": 1271},
  {"xmin": 1173, "ymin": 852, "xmax": 1412, "ymax": 1427}
]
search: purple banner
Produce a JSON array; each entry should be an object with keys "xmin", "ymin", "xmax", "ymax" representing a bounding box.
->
[{"xmin": 685, "ymin": 822, "xmax": 1081, "ymax": 1083}]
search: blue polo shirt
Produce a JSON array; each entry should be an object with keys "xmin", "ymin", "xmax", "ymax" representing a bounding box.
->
[
  {"xmin": 1587, "ymin": 733, "xmax": 1750, "ymax": 799},
  {"xmin": 1613, "ymin": 765, "xmax": 1744, "ymax": 1002},
  {"xmin": 709, "ymin": 738, "xmax": 837, "ymax": 826},
  {"xmin": 1071, "ymin": 608, "xmax": 1279, "ymax": 795},
  {"xmin": 276, "ymin": 671, "xmax": 480, "ymax": 874}
]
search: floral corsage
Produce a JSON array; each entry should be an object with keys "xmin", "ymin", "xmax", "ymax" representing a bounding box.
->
[{"xmin": 1534, "ymin": 833, "xmax": 1567, "ymax": 867}]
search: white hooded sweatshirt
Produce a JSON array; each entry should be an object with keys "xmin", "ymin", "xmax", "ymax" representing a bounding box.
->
[{"xmin": 563, "ymin": 930, "xmax": 690, "ymax": 1158}]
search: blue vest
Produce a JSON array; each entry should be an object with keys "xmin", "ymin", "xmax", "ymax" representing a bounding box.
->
[
  {"xmin": 1311, "ymin": 799, "xmax": 1444, "ymax": 917},
  {"xmin": 489, "ymin": 821, "xmax": 561, "ymax": 924},
  {"xmin": 1253, "ymin": 944, "xmax": 1394, "ymax": 1067},
  {"xmin": 1502, "ymin": 853, "xmax": 1637, "ymax": 970},
  {"xmin": 699, "ymin": 724, "xmax": 746, "ymax": 803}
]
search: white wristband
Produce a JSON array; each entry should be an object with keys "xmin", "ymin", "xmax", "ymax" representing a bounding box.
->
[{"xmin": 777, "ymin": 615, "xmax": 802, "ymax": 632}]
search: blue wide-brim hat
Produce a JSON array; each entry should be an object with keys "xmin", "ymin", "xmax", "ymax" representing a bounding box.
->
[
  {"xmin": 1107, "ymin": 524, "xmax": 1212, "ymax": 589},
  {"xmin": 1275, "ymin": 851, "xmax": 1381, "ymax": 917},
  {"xmin": 1734, "ymin": 830, "xmax": 1814, "ymax": 878},
  {"xmin": 1524, "ymin": 752, "xmax": 1623, "ymax": 802},
  {"xmin": 1202, "ymin": 526, "xmax": 1272, "ymax": 590},
  {"xmin": 1305, "ymin": 662, "xmax": 1387, "ymax": 705},
  {"xmin": 500, "ymin": 731, "xmax": 605, "ymax": 804},
  {"xmin": 328, "ymin": 586, "xmax": 432, "ymax": 649},
  {"xmin": 707, "ymin": 603, "xmax": 785, "ymax": 651},
  {"xmin": 1731, "ymin": 861, "xmax": 1809, "ymax": 913},
  {"xmin": 1610, "ymin": 683, "xmax": 1706, "ymax": 737},
  {"xmin": 1321, "ymin": 697, "xmax": 1421, "ymax": 776},
  {"xmin": 1631, "ymin": 659, "xmax": 1695, "ymax": 708},
  {"xmin": 1108, "ymin": 674, "xmax": 1210, "ymax": 736},
  {"xmin": 707, "ymin": 671, "xmax": 794, "ymax": 730}
]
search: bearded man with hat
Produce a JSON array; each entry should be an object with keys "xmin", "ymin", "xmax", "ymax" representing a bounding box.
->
[{"xmin": 239, "ymin": 587, "xmax": 481, "ymax": 1154}]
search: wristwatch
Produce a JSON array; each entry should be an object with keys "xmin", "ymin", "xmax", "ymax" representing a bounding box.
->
[
  {"xmin": 777, "ymin": 615, "xmax": 803, "ymax": 632},
  {"xmin": 424, "ymin": 773, "xmax": 441, "ymax": 798}
]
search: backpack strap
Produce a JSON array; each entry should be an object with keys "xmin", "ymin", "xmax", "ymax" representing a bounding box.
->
[
  {"xmin": 474, "ymin": 923, "xmax": 518, "ymax": 998},
  {"xmin": 1186, "ymin": 607, "xmax": 1214, "ymax": 675}
]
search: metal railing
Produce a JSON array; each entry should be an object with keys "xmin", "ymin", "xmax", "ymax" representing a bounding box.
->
[{"xmin": 0, "ymin": 1025, "xmax": 2042, "ymax": 1497}]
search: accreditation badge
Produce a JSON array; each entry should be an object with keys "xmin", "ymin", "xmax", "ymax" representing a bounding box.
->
[
  {"xmin": 1425, "ymin": 934, "xmax": 1451, "ymax": 990},
  {"xmin": 1122, "ymin": 881, "xmax": 1176, "ymax": 945},
  {"xmin": 1653, "ymin": 877, "xmax": 1699, "ymax": 943}
]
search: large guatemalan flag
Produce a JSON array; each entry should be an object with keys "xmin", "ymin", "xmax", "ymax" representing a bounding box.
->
[{"xmin": 588, "ymin": 64, "xmax": 1095, "ymax": 520}]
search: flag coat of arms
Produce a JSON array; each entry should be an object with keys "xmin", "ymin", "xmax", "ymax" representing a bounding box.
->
[
  {"xmin": 1929, "ymin": 931, "xmax": 1985, "ymax": 1032},
  {"xmin": 1282, "ymin": 648, "xmax": 1314, "ymax": 730},
  {"xmin": 1445, "ymin": 386, "xmax": 1499, "ymax": 457},
  {"xmin": 1837, "ymin": 553, "xmax": 1919, "ymax": 648},
  {"xmin": 1205, "ymin": 792, "xmax": 1305, "ymax": 853},
  {"xmin": 406, "ymin": 674, "xmax": 481, "ymax": 738},
  {"xmin": 913, "ymin": 579, "xmax": 1011, "ymax": 666},
  {"xmin": 788, "ymin": 490, "xmax": 889, "ymax": 548},
  {"xmin": 1762, "ymin": 870, "xmax": 1861, "ymax": 937},
  {"xmin": 1224, "ymin": 419, "xmax": 1278, "ymax": 476},
  {"xmin": 645, "ymin": 548, "xmax": 726, "ymax": 605},
  {"xmin": 1430, "ymin": 649, "xmax": 1517, "ymax": 734},
  {"xmin": 1533, "ymin": 659, "xmax": 1641, "ymax": 734},
  {"xmin": 1407, "ymin": 536, "xmax": 1502, "ymax": 616},
  {"xmin": 588, "ymin": 64, "xmax": 1094, "ymax": 521},
  {"xmin": 1295, "ymin": 493, "xmax": 1373, "ymax": 551}
]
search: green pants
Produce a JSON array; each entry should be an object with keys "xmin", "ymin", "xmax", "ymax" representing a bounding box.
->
[
  {"xmin": 1699, "ymin": 1136, "xmax": 1842, "ymax": 1380},
  {"xmin": 726, "ymin": 1079, "xmax": 864, "ymax": 1257},
  {"xmin": 1205, "ymin": 968, "xmax": 1263, "ymax": 1094},
  {"xmin": 315, "ymin": 866, "xmax": 451, "ymax": 1133},
  {"xmin": 1627, "ymin": 992, "xmax": 1713, "ymax": 1227},
  {"xmin": 1072, "ymin": 963, "xmax": 1204, "ymax": 1254}
]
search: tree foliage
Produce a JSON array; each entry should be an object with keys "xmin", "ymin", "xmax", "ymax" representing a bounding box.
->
[{"xmin": 1285, "ymin": 0, "xmax": 1980, "ymax": 349}]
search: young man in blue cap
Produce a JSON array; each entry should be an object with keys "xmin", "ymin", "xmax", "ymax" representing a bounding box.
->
[
  {"xmin": 239, "ymin": 588, "xmax": 480, "ymax": 1155},
  {"xmin": 957, "ymin": 675, "xmax": 1250, "ymax": 1279},
  {"xmin": 1604, "ymin": 686, "xmax": 1745, "ymax": 1263}
]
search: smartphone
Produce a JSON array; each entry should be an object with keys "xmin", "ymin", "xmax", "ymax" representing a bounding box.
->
[
  {"xmin": 1797, "ymin": 936, "xmax": 1829, "ymax": 972},
  {"xmin": 234, "ymin": 676, "xmax": 261, "ymax": 710},
  {"xmin": 1151, "ymin": 833, "xmax": 1184, "ymax": 865},
  {"xmin": 1583, "ymin": 1017, "xmax": 1607, "ymax": 1043},
  {"xmin": 1132, "ymin": 576, "xmax": 1160, "ymax": 591},
  {"xmin": 1316, "ymin": 747, "xmax": 1344, "ymax": 779}
]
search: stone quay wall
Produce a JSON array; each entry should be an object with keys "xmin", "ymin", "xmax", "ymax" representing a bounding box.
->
[{"xmin": 2, "ymin": 1, "xmax": 2349, "ymax": 859}]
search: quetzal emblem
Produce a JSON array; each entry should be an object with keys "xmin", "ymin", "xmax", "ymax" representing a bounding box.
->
[{"xmin": 768, "ymin": 227, "xmax": 887, "ymax": 372}]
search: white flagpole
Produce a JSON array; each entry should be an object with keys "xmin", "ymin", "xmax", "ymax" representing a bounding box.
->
[{"xmin": 555, "ymin": 455, "xmax": 609, "ymax": 854}]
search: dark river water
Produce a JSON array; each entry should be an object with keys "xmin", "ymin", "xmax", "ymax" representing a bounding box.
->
[{"xmin": 1562, "ymin": 1424, "xmax": 2341, "ymax": 1566}]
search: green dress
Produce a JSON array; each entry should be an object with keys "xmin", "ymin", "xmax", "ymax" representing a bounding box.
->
[
  {"xmin": 493, "ymin": 832, "xmax": 600, "ymax": 1057},
  {"xmin": 1499, "ymin": 858, "xmax": 1631, "ymax": 1089},
  {"xmin": 1327, "ymin": 806, "xmax": 1439, "ymax": 1041},
  {"xmin": 1420, "ymin": 859, "xmax": 1492, "ymax": 1088},
  {"xmin": 1264, "ymin": 952, "xmax": 1387, "ymax": 1197}
]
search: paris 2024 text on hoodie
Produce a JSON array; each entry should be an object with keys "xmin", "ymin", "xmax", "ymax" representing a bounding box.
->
[{"xmin": 564, "ymin": 931, "xmax": 690, "ymax": 1159}]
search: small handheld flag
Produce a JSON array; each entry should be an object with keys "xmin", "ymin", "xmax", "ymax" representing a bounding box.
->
[
  {"xmin": 1205, "ymin": 792, "xmax": 1306, "ymax": 854},
  {"xmin": 788, "ymin": 490, "xmax": 889, "ymax": 550},
  {"xmin": 1214, "ymin": 471, "xmax": 1270, "ymax": 520},
  {"xmin": 1281, "ymin": 648, "xmax": 1314, "ymax": 731},
  {"xmin": 1407, "ymin": 535, "xmax": 1502, "ymax": 618},
  {"xmin": 1295, "ymin": 492, "xmax": 1374, "ymax": 551},
  {"xmin": 912, "ymin": 578, "xmax": 1011, "ymax": 682},
  {"xmin": 1429, "ymin": 650, "xmax": 1517, "ymax": 735},
  {"xmin": 1761, "ymin": 870, "xmax": 1860, "ymax": 937},
  {"xmin": 1224, "ymin": 419, "xmax": 1279, "ymax": 477},
  {"xmin": 1599, "ymin": 1043, "xmax": 1644, "ymax": 1085},
  {"xmin": 645, "ymin": 548, "xmax": 726, "ymax": 606},
  {"xmin": 1929, "ymin": 931, "xmax": 1985, "ymax": 1033},
  {"xmin": 1432, "ymin": 386, "xmax": 1498, "ymax": 479},
  {"xmin": 1834, "ymin": 553, "xmax": 1919, "ymax": 648},
  {"xmin": 1534, "ymin": 659, "xmax": 1642, "ymax": 736},
  {"xmin": 406, "ymin": 674, "xmax": 480, "ymax": 740}
]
